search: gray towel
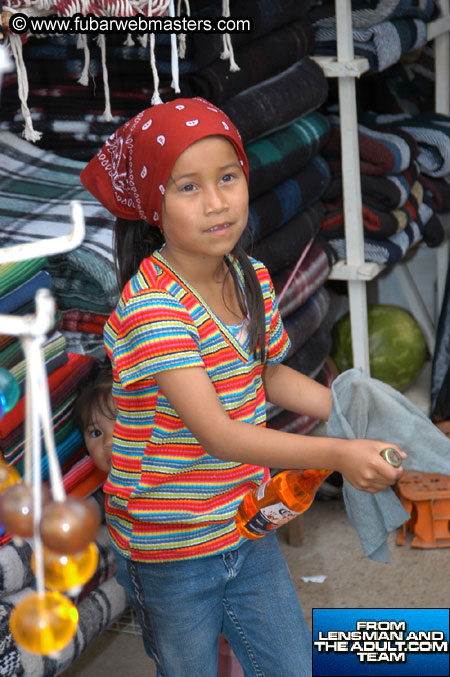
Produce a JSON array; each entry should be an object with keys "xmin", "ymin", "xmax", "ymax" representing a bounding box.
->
[{"xmin": 328, "ymin": 368, "xmax": 450, "ymax": 562}]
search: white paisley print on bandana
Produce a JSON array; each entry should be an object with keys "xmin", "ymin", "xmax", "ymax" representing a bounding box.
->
[{"xmin": 103, "ymin": 134, "xmax": 129, "ymax": 197}]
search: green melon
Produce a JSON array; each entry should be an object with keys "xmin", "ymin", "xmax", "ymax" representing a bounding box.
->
[{"xmin": 331, "ymin": 305, "xmax": 427, "ymax": 391}]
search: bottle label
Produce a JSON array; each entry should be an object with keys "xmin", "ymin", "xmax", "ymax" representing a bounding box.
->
[
  {"xmin": 244, "ymin": 502, "xmax": 301, "ymax": 536},
  {"xmin": 256, "ymin": 479, "xmax": 269, "ymax": 501}
]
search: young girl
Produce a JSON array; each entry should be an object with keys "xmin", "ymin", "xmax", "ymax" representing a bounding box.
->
[
  {"xmin": 73, "ymin": 367, "xmax": 116, "ymax": 474},
  {"xmin": 80, "ymin": 97, "xmax": 405, "ymax": 676}
]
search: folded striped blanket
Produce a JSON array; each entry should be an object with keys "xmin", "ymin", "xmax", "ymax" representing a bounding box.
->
[
  {"xmin": 323, "ymin": 114, "xmax": 417, "ymax": 175},
  {"xmin": 325, "ymin": 165, "xmax": 418, "ymax": 211},
  {"xmin": 61, "ymin": 310, "xmax": 109, "ymax": 335},
  {"xmin": 246, "ymin": 112, "xmax": 330, "ymax": 201},
  {"xmin": 284, "ymin": 287, "xmax": 330, "ymax": 356},
  {"xmin": 274, "ymin": 238, "xmax": 332, "ymax": 318},
  {"xmin": 63, "ymin": 455, "xmax": 108, "ymax": 498},
  {"xmin": 362, "ymin": 112, "xmax": 450, "ymax": 178},
  {"xmin": 9, "ymin": 331, "xmax": 68, "ymax": 397},
  {"xmin": 245, "ymin": 156, "xmax": 331, "ymax": 246},
  {"xmin": 321, "ymin": 180, "xmax": 424, "ymax": 239},
  {"xmin": 0, "ymin": 258, "xmax": 47, "ymax": 297},
  {"xmin": 0, "ymin": 270, "xmax": 52, "ymax": 314},
  {"xmin": 314, "ymin": 17, "xmax": 429, "ymax": 72},
  {"xmin": 0, "ymin": 354, "xmax": 96, "ymax": 466},
  {"xmin": 329, "ymin": 201, "xmax": 434, "ymax": 265},
  {"xmin": 0, "ymin": 550, "xmax": 126, "ymax": 677},
  {"xmin": 284, "ymin": 310, "xmax": 335, "ymax": 378},
  {"xmin": 251, "ymin": 202, "xmax": 325, "ymax": 275}
]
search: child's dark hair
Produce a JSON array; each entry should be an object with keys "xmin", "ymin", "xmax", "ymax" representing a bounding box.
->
[
  {"xmin": 114, "ymin": 218, "xmax": 267, "ymax": 361},
  {"xmin": 73, "ymin": 365, "xmax": 116, "ymax": 432}
]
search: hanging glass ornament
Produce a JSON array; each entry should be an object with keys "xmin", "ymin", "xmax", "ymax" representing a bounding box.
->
[
  {"xmin": 31, "ymin": 542, "xmax": 99, "ymax": 592},
  {"xmin": 0, "ymin": 367, "xmax": 19, "ymax": 420},
  {"xmin": 0, "ymin": 483, "xmax": 50, "ymax": 538},
  {"xmin": 40, "ymin": 498, "xmax": 101, "ymax": 554},
  {"xmin": 0, "ymin": 459, "xmax": 21, "ymax": 493},
  {"xmin": 9, "ymin": 590, "xmax": 78, "ymax": 655}
]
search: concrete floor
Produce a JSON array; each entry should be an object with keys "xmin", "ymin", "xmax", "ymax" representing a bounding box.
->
[{"xmin": 62, "ymin": 364, "xmax": 450, "ymax": 675}]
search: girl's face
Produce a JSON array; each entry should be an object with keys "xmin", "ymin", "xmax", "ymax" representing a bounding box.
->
[
  {"xmin": 82, "ymin": 398, "xmax": 116, "ymax": 473},
  {"xmin": 161, "ymin": 136, "xmax": 248, "ymax": 263}
]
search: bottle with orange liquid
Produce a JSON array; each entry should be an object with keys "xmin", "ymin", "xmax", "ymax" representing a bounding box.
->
[{"xmin": 234, "ymin": 468, "xmax": 333, "ymax": 539}]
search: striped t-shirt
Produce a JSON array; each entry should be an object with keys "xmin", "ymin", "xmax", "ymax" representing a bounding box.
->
[{"xmin": 103, "ymin": 249, "xmax": 290, "ymax": 562}]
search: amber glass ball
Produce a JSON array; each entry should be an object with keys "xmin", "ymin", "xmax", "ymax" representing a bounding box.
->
[
  {"xmin": 9, "ymin": 590, "xmax": 78, "ymax": 655},
  {"xmin": 0, "ymin": 459, "xmax": 21, "ymax": 492},
  {"xmin": 40, "ymin": 499, "xmax": 101, "ymax": 554},
  {"xmin": 32, "ymin": 542, "xmax": 99, "ymax": 591},
  {"xmin": 0, "ymin": 483, "xmax": 50, "ymax": 537}
]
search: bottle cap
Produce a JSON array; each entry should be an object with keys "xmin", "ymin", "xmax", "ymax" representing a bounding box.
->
[{"xmin": 379, "ymin": 447, "xmax": 402, "ymax": 467}]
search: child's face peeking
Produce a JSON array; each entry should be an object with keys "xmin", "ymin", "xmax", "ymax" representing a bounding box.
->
[
  {"xmin": 82, "ymin": 399, "xmax": 115, "ymax": 473},
  {"xmin": 161, "ymin": 136, "xmax": 249, "ymax": 262}
]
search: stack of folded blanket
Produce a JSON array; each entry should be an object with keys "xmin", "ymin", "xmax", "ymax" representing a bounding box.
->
[
  {"xmin": 0, "ymin": 0, "xmax": 322, "ymax": 158},
  {"xmin": 310, "ymin": 0, "xmax": 437, "ymax": 73},
  {"xmin": 238, "ymin": 114, "xmax": 336, "ymax": 435},
  {"xmin": 0, "ymin": 132, "xmax": 118, "ymax": 360},
  {"xmin": 320, "ymin": 110, "xmax": 450, "ymax": 263}
]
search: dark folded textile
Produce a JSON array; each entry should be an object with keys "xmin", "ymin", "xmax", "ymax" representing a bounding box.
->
[
  {"xmin": 362, "ymin": 111, "xmax": 450, "ymax": 178},
  {"xmin": 323, "ymin": 114, "xmax": 418, "ymax": 175},
  {"xmin": 180, "ymin": 18, "xmax": 315, "ymax": 104},
  {"xmin": 274, "ymin": 239, "xmax": 332, "ymax": 318},
  {"xmin": 250, "ymin": 202, "xmax": 325, "ymax": 275},
  {"xmin": 245, "ymin": 156, "xmax": 331, "ymax": 246},
  {"xmin": 419, "ymin": 176, "xmax": 450, "ymax": 213},
  {"xmin": 284, "ymin": 311, "xmax": 334, "ymax": 378},
  {"xmin": 246, "ymin": 112, "xmax": 330, "ymax": 201},
  {"xmin": 321, "ymin": 180, "xmax": 424, "ymax": 240},
  {"xmin": 284, "ymin": 287, "xmax": 330, "ymax": 356},
  {"xmin": 222, "ymin": 58, "xmax": 329, "ymax": 144},
  {"xmin": 422, "ymin": 212, "xmax": 450, "ymax": 248},
  {"xmin": 329, "ymin": 202, "xmax": 433, "ymax": 265},
  {"xmin": 187, "ymin": 0, "xmax": 315, "ymax": 66},
  {"xmin": 324, "ymin": 165, "xmax": 418, "ymax": 211}
]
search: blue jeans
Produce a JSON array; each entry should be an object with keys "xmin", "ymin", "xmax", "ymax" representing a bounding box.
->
[{"xmin": 114, "ymin": 533, "xmax": 312, "ymax": 676}]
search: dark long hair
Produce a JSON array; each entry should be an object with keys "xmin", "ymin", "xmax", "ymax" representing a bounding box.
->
[{"xmin": 113, "ymin": 218, "xmax": 266, "ymax": 361}]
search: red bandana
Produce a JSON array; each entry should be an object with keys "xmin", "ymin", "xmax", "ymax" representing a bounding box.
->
[{"xmin": 80, "ymin": 97, "xmax": 249, "ymax": 229}]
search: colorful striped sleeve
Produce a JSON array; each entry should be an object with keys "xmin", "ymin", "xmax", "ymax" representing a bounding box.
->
[{"xmin": 112, "ymin": 290, "xmax": 205, "ymax": 387}]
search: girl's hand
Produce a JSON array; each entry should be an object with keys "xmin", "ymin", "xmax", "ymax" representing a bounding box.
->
[{"xmin": 336, "ymin": 439, "xmax": 407, "ymax": 493}]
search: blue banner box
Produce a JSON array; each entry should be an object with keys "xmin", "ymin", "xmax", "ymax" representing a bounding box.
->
[{"xmin": 312, "ymin": 608, "xmax": 449, "ymax": 677}]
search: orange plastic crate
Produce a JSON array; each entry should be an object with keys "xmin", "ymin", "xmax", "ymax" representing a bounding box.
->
[{"xmin": 396, "ymin": 470, "xmax": 450, "ymax": 548}]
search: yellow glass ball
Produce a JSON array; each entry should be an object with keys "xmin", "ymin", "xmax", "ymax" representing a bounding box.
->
[
  {"xmin": 0, "ymin": 459, "xmax": 21, "ymax": 492},
  {"xmin": 31, "ymin": 543, "xmax": 99, "ymax": 592},
  {"xmin": 9, "ymin": 590, "xmax": 78, "ymax": 655}
]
